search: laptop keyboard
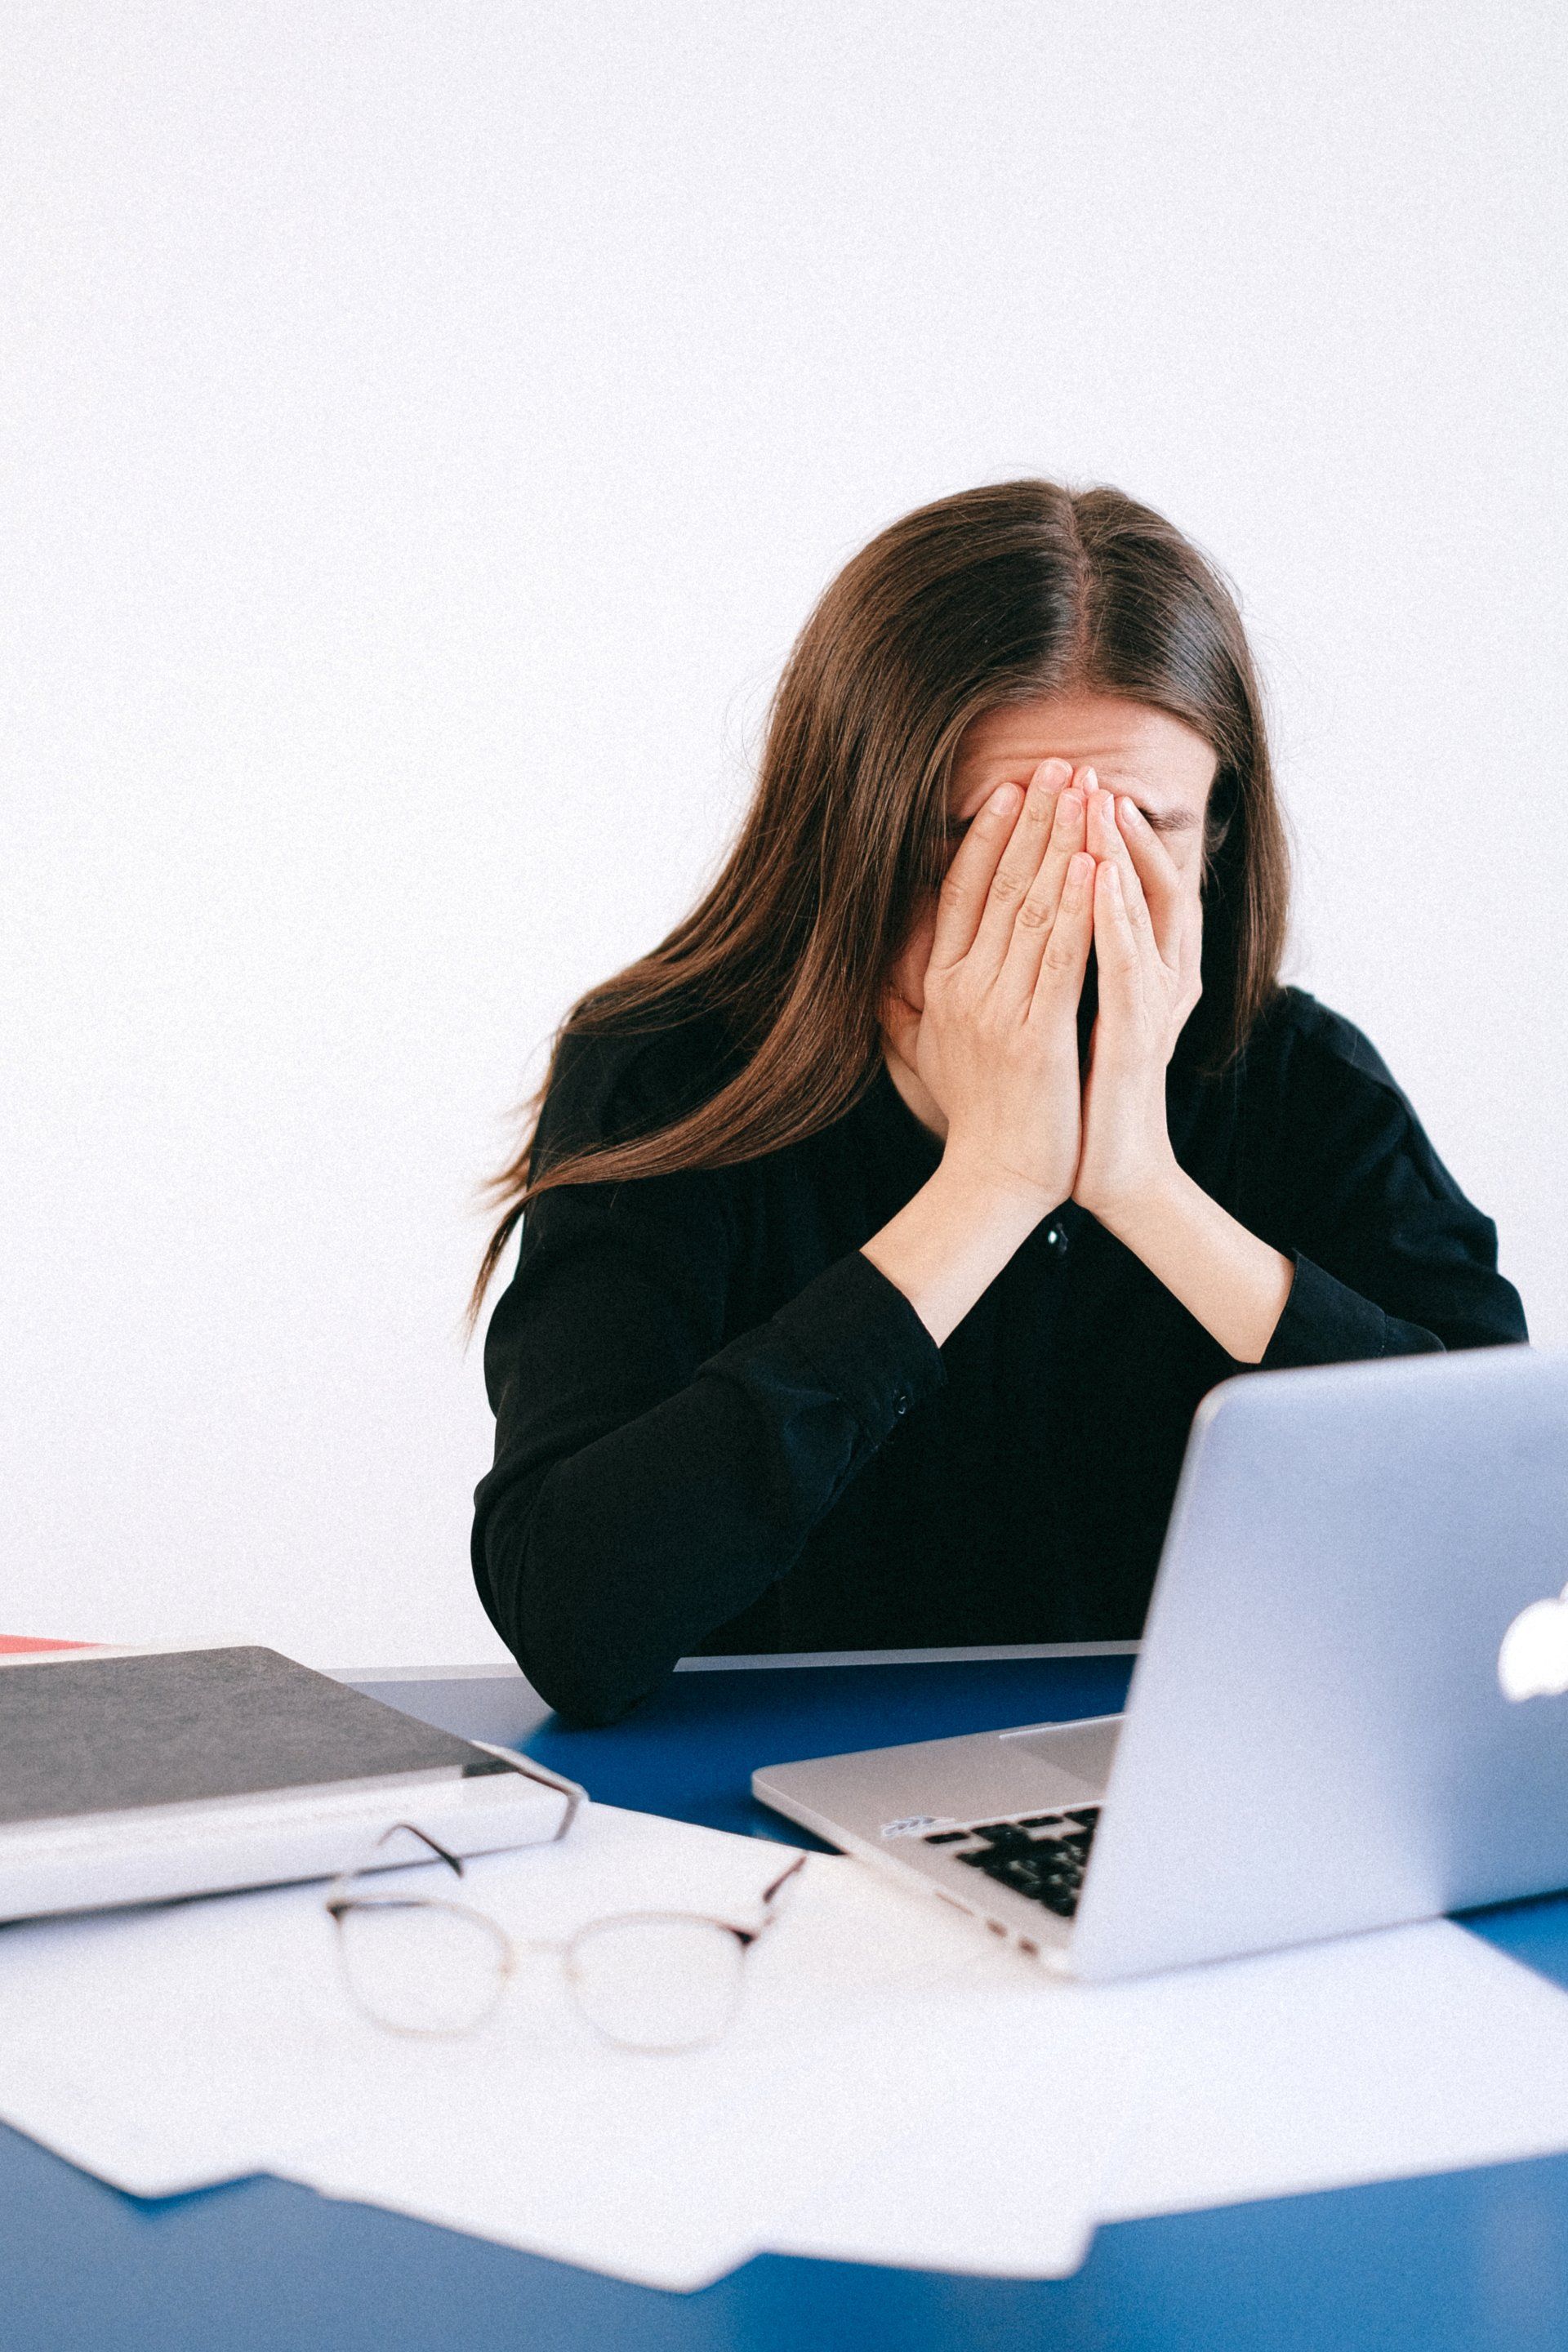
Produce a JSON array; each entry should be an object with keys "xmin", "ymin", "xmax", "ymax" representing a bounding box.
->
[{"xmin": 922, "ymin": 1808, "xmax": 1101, "ymax": 1919}]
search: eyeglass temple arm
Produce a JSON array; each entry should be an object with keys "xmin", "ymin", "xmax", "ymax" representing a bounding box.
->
[
  {"xmin": 755, "ymin": 1851, "xmax": 809, "ymax": 1922},
  {"xmin": 761, "ymin": 1851, "xmax": 808, "ymax": 1903},
  {"xmin": 728, "ymin": 1851, "xmax": 809, "ymax": 1949},
  {"xmin": 466, "ymin": 1740, "xmax": 586, "ymax": 1842}
]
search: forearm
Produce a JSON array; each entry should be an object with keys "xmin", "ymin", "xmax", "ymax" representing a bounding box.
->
[
  {"xmin": 490, "ymin": 1161, "xmax": 1049, "ymax": 1720},
  {"xmin": 1097, "ymin": 1160, "xmax": 1295, "ymax": 1365},
  {"xmin": 476, "ymin": 1250, "xmax": 945, "ymax": 1723},
  {"xmin": 861, "ymin": 1149, "xmax": 1053, "ymax": 1346},
  {"xmin": 481, "ymin": 1380, "xmax": 827, "ymax": 1724}
]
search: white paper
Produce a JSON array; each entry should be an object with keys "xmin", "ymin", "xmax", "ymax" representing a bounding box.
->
[
  {"xmin": 0, "ymin": 1803, "xmax": 799, "ymax": 2197},
  {"xmin": 763, "ymin": 1916, "xmax": 1568, "ymax": 2278},
  {"xmin": 286, "ymin": 1838, "xmax": 1063, "ymax": 2288},
  {"xmin": 1095, "ymin": 1917, "xmax": 1568, "ymax": 2222},
  {"xmin": 6, "ymin": 1797, "xmax": 1568, "ymax": 2294},
  {"xmin": 0, "ymin": 1803, "xmax": 1065, "ymax": 2290},
  {"xmin": 764, "ymin": 1972, "xmax": 1143, "ymax": 2278}
]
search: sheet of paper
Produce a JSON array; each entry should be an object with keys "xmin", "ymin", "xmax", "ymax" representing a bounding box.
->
[
  {"xmin": 0, "ymin": 1804, "xmax": 799, "ymax": 2195},
  {"xmin": 763, "ymin": 1971, "xmax": 1143, "ymax": 2278},
  {"xmin": 7, "ymin": 1792, "xmax": 1568, "ymax": 2293},
  {"xmin": 1094, "ymin": 1916, "xmax": 1568, "ymax": 2222},
  {"xmin": 0, "ymin": 1803, "xmax": 1062, "ymax": 2290},
  {"xmin": 284, "ymin": 1842, "xmax": 1067, "ymax": 2289},
  {"xmin": 764, "ymin": 1914, "xmax": 1568, "ymax": 2277}
]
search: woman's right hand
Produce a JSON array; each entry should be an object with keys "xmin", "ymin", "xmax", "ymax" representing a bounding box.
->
[{"xmin": 902, "ymin": 760, "xmax": 1095, "ymax": 1212}]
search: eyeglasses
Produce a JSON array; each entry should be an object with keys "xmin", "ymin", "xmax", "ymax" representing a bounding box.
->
[{"xmin": 324, "ymin": 1810, "xmax": 809, "ymax": 2055}]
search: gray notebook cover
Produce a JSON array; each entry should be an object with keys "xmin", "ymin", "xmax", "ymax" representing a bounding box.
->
[{"xmin": 0, "ymin": 1646, "xmax": 506, "ymax": 1827}]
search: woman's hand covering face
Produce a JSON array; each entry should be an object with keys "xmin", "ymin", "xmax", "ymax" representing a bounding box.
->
[
  {"xmin": 1071, "ymin": 777, "xmax": 1205, "ymax": 1221},
  {"xmin": 871, "ymin": 701, "xmax": 1307, "ymax": 1369},
  {"xmin": 884, "ymin": 731, "xmax": 1209, "ymax": 1223},
  {"xmin": 884, "ymin": 757, "xmax": 1097, "ymax": 1211}
]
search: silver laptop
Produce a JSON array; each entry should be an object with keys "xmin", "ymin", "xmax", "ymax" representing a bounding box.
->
[{"xmin": 754, "ymin": 1343, "xmax": 1568, "ymax": 1981}]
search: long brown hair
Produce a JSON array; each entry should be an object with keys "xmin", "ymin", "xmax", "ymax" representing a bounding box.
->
[{"xmin": 464, "ymin": 479, "xmax": 1290, "ymax": 1340}]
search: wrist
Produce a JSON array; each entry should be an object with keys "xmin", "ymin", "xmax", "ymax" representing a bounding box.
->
[
  {"xmin": 933, "ymin": 1140, "xmax": 1060, "ymax": 1236},
  {"xmin": 1090, "ymin": 1160, "xmax": 1295, "ymax": 1364},
  {"xmin": 862, "ymin": 1147, "xmax": 1053, "ymax": 1349},
  {"xmin": 1081, "ymin": 1147, "xmax": 1188, "ymax": 1250}
]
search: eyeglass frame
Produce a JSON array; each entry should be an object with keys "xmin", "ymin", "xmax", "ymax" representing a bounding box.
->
[{"xmin": 323, "ymin": 1744, "xmax": 811, "ymax": 2052}]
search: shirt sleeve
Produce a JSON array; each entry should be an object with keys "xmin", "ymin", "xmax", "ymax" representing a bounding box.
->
[
  {"xmin": 1254, "ymin": 1024, "xmax": 1528, "ymax": 1373},
  {"xmin": 471, "ymin": 1168, "xmax": 946, "ymax": 1726}
]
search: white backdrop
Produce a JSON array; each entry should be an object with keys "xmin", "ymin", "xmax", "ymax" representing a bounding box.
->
[{"xmin": 4, "ymin": 2, "xmax": 1564, "ymax": 1667}]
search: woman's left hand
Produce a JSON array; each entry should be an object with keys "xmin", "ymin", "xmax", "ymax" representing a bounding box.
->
[{"xmin": 1071, "ymin": 775, "xmax": 1205, "ymax": 1227}]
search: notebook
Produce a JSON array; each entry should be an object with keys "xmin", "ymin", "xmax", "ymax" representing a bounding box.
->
[{"xmin": 0, "ymin": 1643, "xmax": 578, "ymax": 1921}]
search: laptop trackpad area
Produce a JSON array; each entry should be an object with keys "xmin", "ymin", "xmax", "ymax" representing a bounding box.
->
[
  {"xmin": 751, "ymin": 1714, "xmax": 1124, "ymax": 1849},
  {"xmin": 876, "ymin": 1725, "xmax": 1111, "ymax": 1825},
  {"xmin": 1000, "ymin": 1715, "xmax": 1122, "ymax": 1802}
]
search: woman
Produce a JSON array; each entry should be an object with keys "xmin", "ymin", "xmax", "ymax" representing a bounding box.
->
[{"xmin": 466, "ymin": 480, "xmax": 1526, "ymax": 1726}]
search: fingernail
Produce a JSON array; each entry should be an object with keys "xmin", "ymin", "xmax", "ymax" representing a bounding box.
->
[{"xmin": 989, "ymin": 782, "xmax": 1021, "ymax": 813}]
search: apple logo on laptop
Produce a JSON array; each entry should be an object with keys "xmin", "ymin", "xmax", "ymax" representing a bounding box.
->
[{"xmin": 1499, "ymin": 1584, "xmax": 1568, "ymax": 1702}]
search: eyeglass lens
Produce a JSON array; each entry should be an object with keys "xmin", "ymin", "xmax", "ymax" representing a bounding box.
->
[
  {"xmin": 567, "ymin": 1915, "xmax": 747, "ymax": 2051},
  {"xmin": 336, "ymin": 1900, "xmax": 510, "ymax": 2037}
]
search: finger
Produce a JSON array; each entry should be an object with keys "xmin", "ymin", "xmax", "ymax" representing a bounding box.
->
[
  {"xmin": 1113, "ymin": 796, "xmax": 1188, "ymax": 967},
  {"xmin": 1092, "ymin": 858, "xmax": 1143, "ymax": 996},
  {"xmin": 929, "ymin": 779, "xmax": 1024, "ymax": 968},
  {"xmin": 1182, "ymin": 892, "xmax": 1206, "ymax": 1001},
  {"xmin": 967, "ymin": 759, "xmax": 1075, "ymax": 978},
  {"xmin": 997, "ymin": 783, "xmax": 1087, "ymax": 1000},
  {"xmin": 1086, "ymin": 782, "xmax": 1160, "ymax": 963},
  {"xmin": 1030, "ymin": 849, "xmax": 1095, "ymax": 1012}
]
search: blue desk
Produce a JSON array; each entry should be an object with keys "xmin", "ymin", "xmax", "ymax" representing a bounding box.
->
[{"xmin": 7, "ymin": 1654, "xmax": 1568, "ymax": 2352}]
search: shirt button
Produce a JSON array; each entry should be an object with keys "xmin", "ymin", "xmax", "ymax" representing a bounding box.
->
[
  {"xmin": 893, "ymin": 1391, "xmax": 910, "ymax": 1418},
  {"xmin": 1045, "ymin": 1225, "xmax": 1068, "ymax": 1254}
]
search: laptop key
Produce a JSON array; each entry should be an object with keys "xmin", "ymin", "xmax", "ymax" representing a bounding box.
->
[
  {"xmin": 948, "ymin": 1846, "xmax": 1083, "ymax": 1918},
  {"xmin": 1004, "ymin": 1872, "xmax": 1079, "ymax": 1913}
]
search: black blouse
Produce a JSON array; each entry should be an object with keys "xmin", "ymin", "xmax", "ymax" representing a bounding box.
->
[{"xmin": 472, "ymin": 988, "xmax": 1526, "ymax": 1725}]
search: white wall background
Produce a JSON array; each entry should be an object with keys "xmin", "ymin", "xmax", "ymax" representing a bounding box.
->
[{"xmin": 4, "ymin": 2, "xmax": 1564, "ymax": 1668}]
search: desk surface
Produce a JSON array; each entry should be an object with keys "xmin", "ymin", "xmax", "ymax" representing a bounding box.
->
[{"xmin": 7, "ymin": 1652, "xmax": 1568, "ymax": 2352}]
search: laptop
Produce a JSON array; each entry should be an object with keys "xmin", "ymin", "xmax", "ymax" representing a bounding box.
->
[{"xmin": 754, "ymin": 1343, "xmax": 1568, "ymax": 1982}]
